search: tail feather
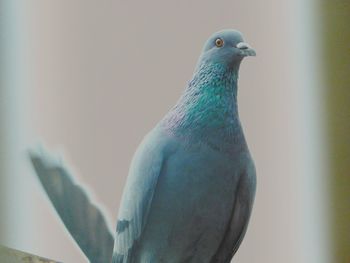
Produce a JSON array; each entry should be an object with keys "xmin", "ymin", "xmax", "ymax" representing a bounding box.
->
[{"xmin": 29, "ymin": 149, "xmax": 115, "ymax": 263}]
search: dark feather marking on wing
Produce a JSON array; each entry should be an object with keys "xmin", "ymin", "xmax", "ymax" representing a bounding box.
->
[{"xmin": 116, "ymin": 220, "xmax": 130, "ymax": 234}]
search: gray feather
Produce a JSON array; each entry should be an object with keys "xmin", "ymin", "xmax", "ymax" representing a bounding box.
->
[{"xmin": 29, "ymin": 150, "xmax": 114, "ymax": 263}]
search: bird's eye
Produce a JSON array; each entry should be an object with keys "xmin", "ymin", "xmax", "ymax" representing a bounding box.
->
[{"xmin": 215, "ymin": 38, "xmax": 224, "ymax": 47}]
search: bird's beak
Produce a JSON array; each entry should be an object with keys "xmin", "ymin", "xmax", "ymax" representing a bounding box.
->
[{"xmin": 236, "ymin": 42, "xmax": 256, "ymax": 57}]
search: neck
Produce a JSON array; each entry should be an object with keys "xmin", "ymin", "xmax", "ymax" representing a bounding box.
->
[{"xmin": 162, "ymin": 62, "xmax": 245, "ymax": 151}]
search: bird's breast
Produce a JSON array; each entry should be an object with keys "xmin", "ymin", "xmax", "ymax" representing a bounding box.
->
[{"xmin": 136, "ymin": 138, "xmax": 247, "ymax": 262}]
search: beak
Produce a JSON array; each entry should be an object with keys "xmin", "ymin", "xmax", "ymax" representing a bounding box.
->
[{"xmin": 236, "ymin": 42, "xmax": 256, "ymax": 57}]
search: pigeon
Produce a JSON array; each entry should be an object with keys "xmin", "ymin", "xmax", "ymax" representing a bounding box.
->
[{"xmin": 30, "ymin": 29, "xmax": 256, "ymax": 263}]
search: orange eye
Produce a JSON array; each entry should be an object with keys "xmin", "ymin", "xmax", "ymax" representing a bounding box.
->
[{"xmin": 215, "ymin": 38, "xmax": 224, "ymax": 47}]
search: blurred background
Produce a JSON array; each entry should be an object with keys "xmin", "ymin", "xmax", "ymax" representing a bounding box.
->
[{"xmin": 0, "ymin": 0, "xmax": 349, "ymax": 262}]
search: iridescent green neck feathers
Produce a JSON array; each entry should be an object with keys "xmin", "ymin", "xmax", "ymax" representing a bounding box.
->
[{"xmin": 162, "ymin": 62, "xmax": 245, "ymax": 152}]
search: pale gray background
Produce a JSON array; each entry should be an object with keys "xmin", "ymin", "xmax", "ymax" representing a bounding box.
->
[{"xmin": 1, "ymin": 0, "xmax": 330, "ymax": 262}]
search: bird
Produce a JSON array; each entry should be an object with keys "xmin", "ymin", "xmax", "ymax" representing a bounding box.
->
[{"xmin": 30, "ymin": 29, "xmax": 256, "ymax": 263}]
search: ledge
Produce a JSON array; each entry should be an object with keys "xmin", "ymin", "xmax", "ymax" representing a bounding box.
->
[{"xmin": 0, "ymin": 245, "xmax": 60, "ymax": 263}]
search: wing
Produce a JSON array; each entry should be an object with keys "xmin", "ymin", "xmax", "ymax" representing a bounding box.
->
[
  {"xmin": 112, "ymin": 128, "xmax": 172, "ymax": 263},
  {"xmin": 29, "ymin": 149, "xmax": 114, "ymax": 263},
  {"xmin": 210, "ymin": 162, "xmax": 256, "ymax": 263}
]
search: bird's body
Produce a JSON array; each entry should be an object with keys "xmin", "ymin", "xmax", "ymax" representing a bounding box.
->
[
  {"xmin": 113, "ymin": 31, "xmax": 256, "ymax": 262},
  {"xmin": 30, "ymin": 29, "xmax": 256, "ymax": 263},
  {"xmin": 114, "ymin": 126, "xmax": 255, "ymax": 263}
]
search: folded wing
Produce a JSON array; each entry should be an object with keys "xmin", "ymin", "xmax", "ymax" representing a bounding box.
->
[{"xmin": 112, "ymin": 129, "xmax": 169, "ymax": 263}]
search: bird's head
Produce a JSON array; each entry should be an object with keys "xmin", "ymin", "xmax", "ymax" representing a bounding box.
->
[{"xmin": 198, "ymin": 29, "xmax": 256, "ymax": 70}]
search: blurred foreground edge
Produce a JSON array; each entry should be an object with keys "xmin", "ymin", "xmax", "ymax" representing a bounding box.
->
[{"xmin": 0, "ymin": 245, "xmax": 61, "ymax": 263}]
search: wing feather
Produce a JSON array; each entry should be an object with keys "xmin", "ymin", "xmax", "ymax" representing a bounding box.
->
[
  {"xmin": 29, "ymin": 149, "xmax": 114, "ymax": 263},
  {"xmin": 112, "ymin": 129, "xmax": 171, "ymax": 262}
]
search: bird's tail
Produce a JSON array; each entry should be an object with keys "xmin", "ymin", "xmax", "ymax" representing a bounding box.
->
[{"xmin": 29, "ymin": 149, "xmax": 115, "ymax": 263}]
